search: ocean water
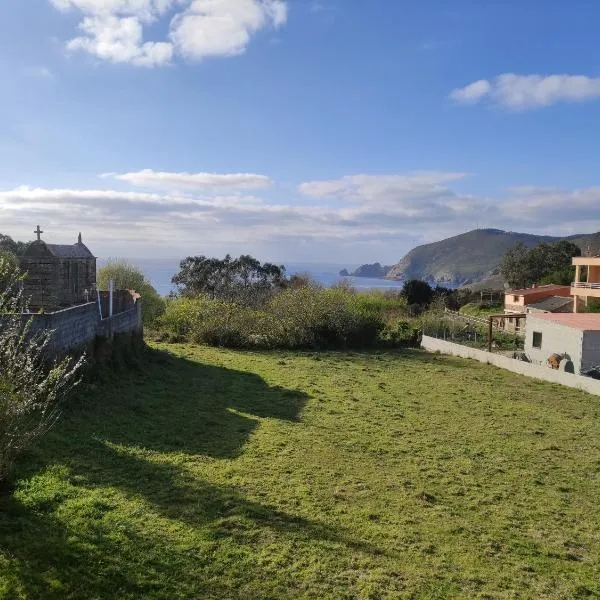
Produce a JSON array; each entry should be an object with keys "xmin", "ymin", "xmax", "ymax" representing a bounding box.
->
[{"xmin": 98, "ymin": 258, "xmax": 404, "ymax": 296}]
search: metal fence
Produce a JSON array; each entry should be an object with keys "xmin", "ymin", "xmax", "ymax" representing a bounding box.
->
[{"xmin": 422, "ymin": 311, "xmax": 524, "ymax": 352}]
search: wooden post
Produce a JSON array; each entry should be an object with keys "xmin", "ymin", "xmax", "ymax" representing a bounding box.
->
[{"xmin": 488, "ymin": 316, "xmax": 493, "ymax": 352}]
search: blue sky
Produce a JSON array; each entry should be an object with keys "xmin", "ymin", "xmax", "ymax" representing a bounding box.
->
[{"xmin": 1, "ymin": 1, "xmax": 600, "ymax": 263}]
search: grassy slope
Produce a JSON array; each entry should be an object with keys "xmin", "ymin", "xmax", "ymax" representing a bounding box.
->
[{"xmin": 1, "ymin": 344, "xmax": 599, "ymax": 599}]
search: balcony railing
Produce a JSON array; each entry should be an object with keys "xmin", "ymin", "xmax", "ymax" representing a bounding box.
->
[{"xmin": 572, "ymin": 282, "xmax": 600, "ymax": 289}]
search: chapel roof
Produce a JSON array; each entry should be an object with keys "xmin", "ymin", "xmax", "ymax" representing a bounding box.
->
[
  {"xmin": 23, "ymin": 230, "xmax": 95, "ymax": 259},
  {"xmin": 45, "ymin": 243, "xmax": 94, "ymax": 259}
]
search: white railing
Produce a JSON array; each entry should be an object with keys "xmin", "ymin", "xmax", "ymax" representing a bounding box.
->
[{"xmin": 572, "ymin": 282, "xmax": 600, "ymax": 289}]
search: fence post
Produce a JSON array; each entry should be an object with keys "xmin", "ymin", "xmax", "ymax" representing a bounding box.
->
[{"xmin": 109, "ymin": 279, "xmax": 114, "ymax": 318}]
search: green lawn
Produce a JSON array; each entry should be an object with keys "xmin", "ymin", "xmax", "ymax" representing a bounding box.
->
[{"xmin": 1, "ymin": 344, "xmax": 599, "ymax": 599}]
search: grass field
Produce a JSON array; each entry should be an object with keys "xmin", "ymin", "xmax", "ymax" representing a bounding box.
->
[{"xmin": 1, "ymin": 343, "xmax": 599, "ymax": 599}]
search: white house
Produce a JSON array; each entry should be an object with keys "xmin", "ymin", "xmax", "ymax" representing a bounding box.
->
[{"xmin": 525, "ymin": 313, "xmax": 600, "ymax": 374}]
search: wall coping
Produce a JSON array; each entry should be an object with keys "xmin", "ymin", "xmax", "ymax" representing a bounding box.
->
[
  {"xmin": 421, "ymin": 335, "xmax": 600, "ymax": 396},
  {"xmin": 21, "ymin": 302, "xmax": 98, "ymax": 317}
]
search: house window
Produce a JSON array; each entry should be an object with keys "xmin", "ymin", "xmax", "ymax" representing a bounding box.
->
[
  {"xmin": 532, "ymin": 331, "xmax": 543, "ymax": 349},
  {"xmin": 513, "ymin": 295, "xmax": 519, "ymax": 303}
]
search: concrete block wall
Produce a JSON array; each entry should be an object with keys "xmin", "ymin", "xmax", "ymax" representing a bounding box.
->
[
  {"xmin": 97, "ymin": 302, "xmax": 142, "ymax": 338},
  {"xmin": 19, "ymin": 297, "xmax": 142, "ymax": 358},
  {"xmin": 98, "ymin": 290, "xmax": 139, "ymax": 319},
  {"xmin": 26, "ymin": 303, "xmax": 101, "ymax": 355},
  {"xmin": 421, "ymin": 335, "xmax": 600, "ymax": 396},
  {"xmin": 525, "ymin": 317, "xmax": 584, "ymax": 372}
]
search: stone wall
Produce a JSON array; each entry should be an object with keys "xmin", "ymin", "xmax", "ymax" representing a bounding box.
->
[
  {"xmin": 421, "ymin": 335, "xmax": 600, "ymax": 396},
  {"xmin": 21, "ymin": 255, "xmax": 96, "ymax": 311}
]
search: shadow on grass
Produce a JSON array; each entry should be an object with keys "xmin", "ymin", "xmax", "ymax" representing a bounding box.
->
[
  {"xmin": 0, "ymin": 346, "xmax": 388, "ymax": 599},
  {"xmin": 76, "ymin": 346, "xmax": 307, "ymax": 459}
]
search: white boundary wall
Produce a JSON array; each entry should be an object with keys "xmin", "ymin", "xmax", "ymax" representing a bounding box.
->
[{"xmin": 421, "ymin": 335, "xmax": 600, "ymax": 396}]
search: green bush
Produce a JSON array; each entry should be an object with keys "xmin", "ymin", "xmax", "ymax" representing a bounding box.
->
[
  {"xmin": 583, "ymin": 298, "xmax": 600, "ymax": 313},
  {"xmin": 98, "ymin": 260, "xmax": 166, "ymax": 325},
  {"xmin": 379, "ymin": 320, "xmax": 422, "ymax": 347},
  {"xmin": 269, "ymin": 286, "xmax": 384, "ymax": 349},
  {"xmin": 157, "ymin": 286, "xmax": 399, "ymax": 350}
]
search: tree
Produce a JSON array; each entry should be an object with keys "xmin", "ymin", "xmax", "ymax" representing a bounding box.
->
[
  {"xmin": 0, "ymin": 234, "xmax": 27, "ymax": 256},
  {"xmin": 501, "ymin": 240, "xmax": 581, "ymax": 289},
  {"xmin": 500, "ymin": 241, "xmax": 530, "ymax": 289},
  {"xmin": 401, "ymin": 279, "xmax": 433, "ymax": 307},
  {"xmin": 98, "ymin": 260, "xmax": 166, "ymax": 325},
  {"xmin": 0, "ymin": 251, "xmax": 19, "ymax": 292},
  {"xmin": 172, "ymin": 254, "xmax": 287, "ymax": 307},
  {"xmin": 0, "ymin": 256, "xmax": 84, "ymax": 484}
]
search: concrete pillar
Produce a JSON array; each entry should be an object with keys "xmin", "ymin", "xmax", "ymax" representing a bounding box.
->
[{"xmin": 575, "ymin": 264, "xmax": 581, "ymax": 283}]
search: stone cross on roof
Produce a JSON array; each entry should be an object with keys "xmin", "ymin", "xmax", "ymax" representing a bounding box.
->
[{"xmin": 34, "ymin": 225, "xmax": 43, "ymax": 241}]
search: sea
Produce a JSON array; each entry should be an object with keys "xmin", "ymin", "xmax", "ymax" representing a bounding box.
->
[{"xmin": 97, "ymin": 258, "xmax": 404, "ymax": 297}]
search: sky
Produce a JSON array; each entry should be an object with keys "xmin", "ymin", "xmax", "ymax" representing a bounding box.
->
[{"xmin": 1, "ymin": 0, "xmax": 600, "ymax": 264}]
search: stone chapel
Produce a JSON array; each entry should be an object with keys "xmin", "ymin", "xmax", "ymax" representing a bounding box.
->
[{"xmin": 20, "ymin": 226, "xmax": 97, "ymax": 311}]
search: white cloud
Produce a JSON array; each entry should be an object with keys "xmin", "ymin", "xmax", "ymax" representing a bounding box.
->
[
  {"xmin": 106, "ymin": 169, "xmax": 273, "ymax": 189},
  {"xmin": 170, "ymin": 0, "xmax": 287, "ymax": 61},
  {"xmin": 298, "ymin": 172, "xmax": 469, "ymax": 205},
  {"xmin": 50, "ymin": 0, "xmax": 177, "ymax": 22},
  {"xmin": 3, "ymin": 173, "xmax": 600, "ymax": 261},
  {"xmin": 449, "ymin": 79, "xmax": 490, "ymax": 104},
  {"xmin": 67, "ymin": 15, "xmax": 174, "ymax": 66},
  {"xmin": 500, "ymin": 186, "xmax": 600, "ymax": 223},
  {"xmin": 50, "ymin": 0, "xmax": 287, "ymax": 66},
  {"xmin": 450, "ymin": 73, "xmax": 600, "ymax": 110}
]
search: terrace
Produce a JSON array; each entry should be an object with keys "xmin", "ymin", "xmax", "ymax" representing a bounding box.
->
[{"xmin": 572, "ymin": 256, "xmax": 600, "ymax": 311}]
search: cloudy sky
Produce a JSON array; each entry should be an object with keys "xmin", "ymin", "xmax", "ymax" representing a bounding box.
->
[{"xmin": 1, "ymin": 1, "xmax": 600, "ymax": 263}]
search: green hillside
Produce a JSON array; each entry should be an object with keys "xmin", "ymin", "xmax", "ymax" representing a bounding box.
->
[{"xmin": 386, "ymin": 228, "xmax": 600, "ymax": 287}]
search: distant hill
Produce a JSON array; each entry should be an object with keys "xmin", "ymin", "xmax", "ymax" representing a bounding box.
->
[
  {"xmin": 339, "ymin": 263, "xmax": 392, "ymax": 278},
  {"xmin": 385, "ymin": 229, "xmax": 600, "ymax": 288}
]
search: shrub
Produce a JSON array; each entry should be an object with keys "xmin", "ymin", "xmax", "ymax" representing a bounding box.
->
[
  {"xmin": 159, "ymin": 296, "xmax": 283, "ymax": 348},
  {"xmin": 0, "ymin": 257, "xmax": 84, "ymax": 484},
  {"xmin": 98, "ymin": 260, "xmax": 166, "ymax": 325},
  {"xmin": 379, "ymin": 320, "xmax": 422, "ymax": 347},
  {"xmin": 269, "ymin": 286, "xmax": 384, "ymax": 349},
  {"xmin": 159, "ymin": 286, "xmax": 389, "ymax": 350}
]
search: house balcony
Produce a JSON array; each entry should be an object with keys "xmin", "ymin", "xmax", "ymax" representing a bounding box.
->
[
  {"xmin": 571, "ymin": 257, "xmax": 600, "ymax": 310},
  {"xmin": 571, "ymin": 282, "xmax": 600, "ymax": 298}
]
